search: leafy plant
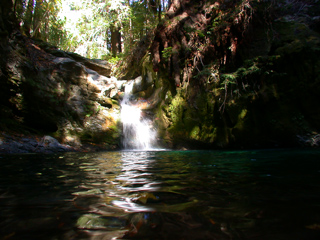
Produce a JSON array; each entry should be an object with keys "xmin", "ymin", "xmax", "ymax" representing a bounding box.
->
[
  {"xmin": 220, "ymin": 73, "xmax": 237, "ymax": 90},
  {"xmin": 162, "ymin": 47, "xmax": 173, "ymax": 60},
  {"xmin": 108, "ymin": 56, "xmax": 121, "ymax": 65}
]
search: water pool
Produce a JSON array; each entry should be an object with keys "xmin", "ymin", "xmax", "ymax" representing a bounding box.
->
[{"xmin": 1, "ymin": 149, "xmax": 320, "ymax": 239}]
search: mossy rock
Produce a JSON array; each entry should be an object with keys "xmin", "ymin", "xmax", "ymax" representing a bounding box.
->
[{"xmin": 77, "ymin": 214, "xmax": 126, "ymax": 230}]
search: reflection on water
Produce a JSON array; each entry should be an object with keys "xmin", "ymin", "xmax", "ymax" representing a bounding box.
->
[
  {"xmin": 113, "ymin": 151, "xmax": 161, "ymax": 212},
  {"xmin": 0, "ymin": 149, "xmax": 320, "ymax": 239}
]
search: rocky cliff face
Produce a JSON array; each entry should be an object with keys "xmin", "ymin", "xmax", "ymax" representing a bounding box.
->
[
  {"xmin": 138, "ymin": 0, "xmax": 320, "ymax": 149},
  {"xmin": 0, "ymin": 31, "xmax": 124, "ymax": 152},
  {"xmin": 0, "ymin": 29, "xmax": 159, "ymax": 153}
]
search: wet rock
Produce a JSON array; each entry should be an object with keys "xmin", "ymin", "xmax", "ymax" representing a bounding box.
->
[
  {"xmin": 46, "ymin": 47, "xmax": 112, "ymax": 77},
  {"xmin": 76, "ymin": 214, "xmax": 126, "ymax": 230},
  {"xmin": 0, "ymin": 32, "xmax": 125, "ymax": 152},
  {"xmin": 98, "ymin": 97, "xmax": 113, "ymax": 108},
  {"xmin": 65, "ymin": 52, "xmax": 112, "ymax": 77},
  {"xmin": 109, "ymin": 88, "xmax": 119, "ymax": 99},
  {"xmin": 124, "ymin": 212, "xmax": 226, "ymax": 240},
  {"xmin": 116, "ymin": 80, "xmax": 127, "ymax": 91},
  {"xmin": 132, "ymin": 75, "xmax": 154, "ymax": 94},
  {"xmin": 0, "ymin": 134, "xmax": 73, "ymax": 154}
]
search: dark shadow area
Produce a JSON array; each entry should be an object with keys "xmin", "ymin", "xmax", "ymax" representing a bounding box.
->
[
  {"xmin": 0, "ymin": 152, "xmax": 117, "ymax": 240},
  {"xmin": 1, "ymin": 150, "xmax": 320, "ymax": 240}
]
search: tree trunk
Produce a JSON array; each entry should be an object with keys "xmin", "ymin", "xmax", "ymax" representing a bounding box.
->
[
  {"xmin": 167, "ymin": 0, "xmax": 180, "ymax": 17},
  {"xmin": 32, "ymin": 0, "xmax": 42, "ymax": 39},
  {"xmin": 111, "ymin": 25, "xmax": 121, "ymax": 57},
  {"xmin": 158, "ymin": 0, "xmax": 162, "ymax": 22},
  {"xmin": 1, "ymin": 0, "xmax": 17, "ymax": 35},
  {"xmin": 22, "ymin": 0, "xmax": 34, "ymax": 37},
  {"xmin": 13, "ymin": 0, "xmax": 24, "ymax": 22},
  {"xmin": 149, "ymin": 0, "xmax": 158, "ymax": 16}
]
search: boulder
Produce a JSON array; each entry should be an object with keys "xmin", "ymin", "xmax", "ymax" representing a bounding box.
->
[
  {"xmin": 132, "ymin": 75, "xmax": 154, "ymax": 94},
  {"xmin": 0, "ymin": 33, "xmax": 124, "ymax": 152},
  {"xmin": 0, "ymin": 134, "xmax": 73, "ymax": 154}
]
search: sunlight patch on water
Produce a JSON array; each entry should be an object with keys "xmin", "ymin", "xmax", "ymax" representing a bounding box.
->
[
  {"xmin": 112, "ymin": 198, "xmax": 156, "ymax": 212},
  {"xmin": 111, "ymin": 151, "xmax": 161, "ymax": 212}
]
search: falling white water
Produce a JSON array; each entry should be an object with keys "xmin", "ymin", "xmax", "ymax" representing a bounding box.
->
[{"xmin": 120, "ymin": 81, "xmax": 157, "ymax": 150}]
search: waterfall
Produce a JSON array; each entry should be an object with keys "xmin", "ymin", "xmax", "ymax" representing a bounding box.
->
[{"xmin": 120, "ymin": 81, "xmax": 157, "ymax": 150}]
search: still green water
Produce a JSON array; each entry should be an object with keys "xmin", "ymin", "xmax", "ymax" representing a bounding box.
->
[{"xmin": 0, "ymin": 149, "xmax": 320, "ymax": 240}]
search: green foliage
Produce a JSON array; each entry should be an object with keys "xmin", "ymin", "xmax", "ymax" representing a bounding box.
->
[
  {"xmin": 219, "ymin": 73, "xmax": 237, "ymax": 90},
  {"xmin": 14, "ymin": 0, "xmax": 167, "ymax": 60},
  {"xmin": 210, "ymin": 12, "xmax": 224, "ymax": 31},
  {"xmin": 183, "ymin": 25, "xmax": 195, "ymax": 33},
  {"xmin": 215, "ymin": 54, "xmax": 286, "ymax": 112},
  {"xmin": 193, "ymin": 65, "xmax": 218, "ymax": 82},
  {"xmin": 59, "ymin": 0, "xmax": 125, "ymax": 58},
  {"xmin": 196, "ymin": 30, "xmax": 205, "ymax": 39},
  {"xmin": 57, "ymin": 0, "xmax": 163, "ymax": 59},
  {"xmin": 106, "ymin": 55, "xmax": 121, "ymax": 65},
  {"xmin": 162, "ymin": 47, "xmax": 173, "ymax": 60}
]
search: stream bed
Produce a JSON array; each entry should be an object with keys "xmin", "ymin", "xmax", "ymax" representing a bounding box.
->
[{"xmin": 1, "ymin": 149, "xmax": 320, "ymax": 239}]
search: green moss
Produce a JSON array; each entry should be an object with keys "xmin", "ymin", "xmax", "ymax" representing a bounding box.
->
[
  {"xmin": 167, "ymin": 92, "xmax": 186, "ymax": 124},
  {"xmin": 149, "ymin": 1, "xmax": 320, "ymax": 149},
  {"xmin": 233, "ymin": 108, "xmax": 248, "ymax": 131},
  {"xmin": 190, "ymin": 126, "xmax": 200, "ymax": 140}
]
